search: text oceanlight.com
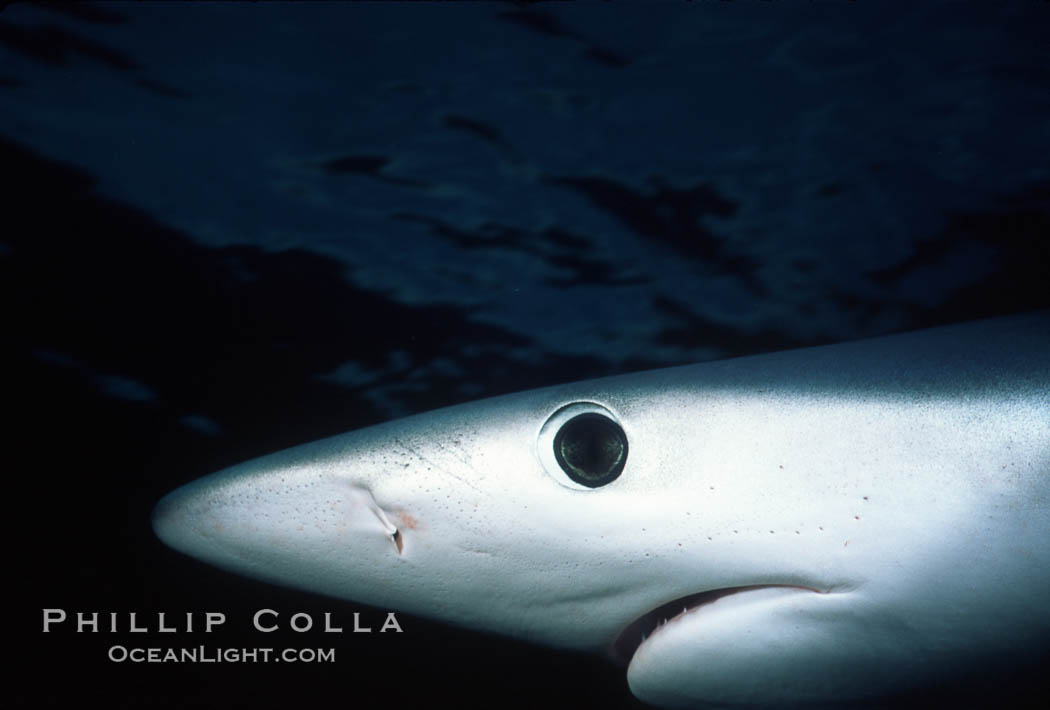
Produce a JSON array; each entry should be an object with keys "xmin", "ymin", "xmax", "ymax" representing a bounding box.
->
[
  {"xmin": 42, "ymin": 608, "xmax": 404, "ymax": 664},
  {"xmin": 107, "ymin": 646, "xmax": 336, "ymax": 663}
]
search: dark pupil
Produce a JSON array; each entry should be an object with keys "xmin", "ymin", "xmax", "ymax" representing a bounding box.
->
[{"xmin": 553, "ymin": 413, "xmax": 627, "ymax": 487}]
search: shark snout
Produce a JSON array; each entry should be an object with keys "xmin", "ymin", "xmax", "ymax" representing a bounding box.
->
[
  {"xmin": 151, "ymin": 477, "xmax": 216, "ymax": 555},
  {"xmin": 151, "ymin": 449, "xmax": 413, "ymax": 592}
]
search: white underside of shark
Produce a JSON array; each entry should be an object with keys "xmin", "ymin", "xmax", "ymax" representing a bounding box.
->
[{"xmin": 153, "ymin": 311, "xmax": 1050, "ymax": 707}]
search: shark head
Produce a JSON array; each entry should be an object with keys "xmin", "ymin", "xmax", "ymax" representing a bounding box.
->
[{"xmin": 153, "ymin": 314, "xmax": 1050, "ymax": 707}]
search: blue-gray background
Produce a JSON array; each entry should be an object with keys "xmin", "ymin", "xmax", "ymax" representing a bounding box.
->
[{"xmin": 4, "ymin": 2, "xmax": 1048, "ymax": 708}]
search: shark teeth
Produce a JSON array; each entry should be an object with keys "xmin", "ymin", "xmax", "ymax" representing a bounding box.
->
[{"xmin": 612, "ymin": 584, "xmax": 824, "ymax": 663}]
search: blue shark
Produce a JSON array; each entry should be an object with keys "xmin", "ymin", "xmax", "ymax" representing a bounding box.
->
[{"xmin": 153, "ymin": 312, "xmax": 1050, "ymax": 707}]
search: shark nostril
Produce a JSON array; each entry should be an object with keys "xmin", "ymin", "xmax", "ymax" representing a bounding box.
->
[{"xmin": 348, "ymin": 484, "xmax": 404, "ymax": 555}]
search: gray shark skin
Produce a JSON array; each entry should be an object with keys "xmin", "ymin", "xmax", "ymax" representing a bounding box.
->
[{"xmin": 153, "ymin": 311, "xmax": 1050, "ymax": 708}]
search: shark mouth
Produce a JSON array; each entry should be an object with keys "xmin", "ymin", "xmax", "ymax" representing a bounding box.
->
[{"xmin": 612, "ymin": 584, "xmax": 824, "ymax": 663}]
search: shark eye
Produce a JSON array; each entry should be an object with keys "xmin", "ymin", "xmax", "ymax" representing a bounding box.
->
[
  {"xmin": 538, "ymin": 402, "xmax": 628, "ymax": 489},
  {"xmin": 555, "ymin": 413, "xmax": 628, "ymax": 487}
]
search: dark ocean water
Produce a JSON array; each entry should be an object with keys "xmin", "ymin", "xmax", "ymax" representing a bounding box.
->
[{"xmin": 3, "ymin": 2, "xmax": 1048, "ymax": 708}]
